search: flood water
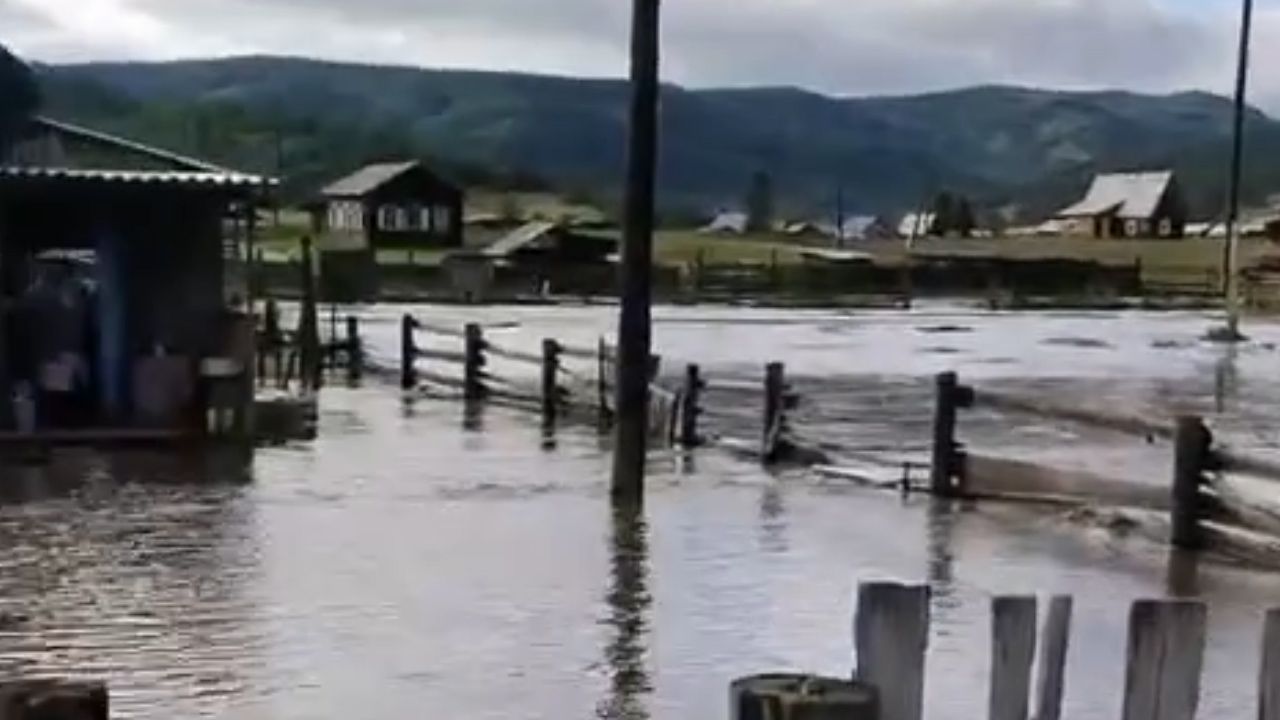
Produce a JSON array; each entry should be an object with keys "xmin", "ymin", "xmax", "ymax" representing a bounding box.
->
[{"xmin": 4, "ymin": 303, "xmax": 1280, "ymax": 719}]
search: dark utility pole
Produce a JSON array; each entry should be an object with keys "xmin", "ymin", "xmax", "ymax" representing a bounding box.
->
[
  {"xmin": 1223, "ymin": 0, "xmax": 1254, "ymax": 339},
  {"xmin": 612, "ymin": 0, "xmax": 662, "ymax": 501}
]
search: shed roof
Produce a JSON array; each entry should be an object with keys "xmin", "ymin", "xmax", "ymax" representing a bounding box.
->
[
  {"xmin": 32, "ymin": 116, "xmax": 235, "ymax": 174},
  {"xmin": 0, "ymin": 165, "xmax": 273, "ymax": 190},
  {"xmin": 1057, "ymin": 171, "xmax": 1174, "ymax": 220},
  {"xmin": 322, "ymin": 161, "xmax": 422, "ymax": 198},
  {"xmin": 483, "ymin": 221, "xmax": 560, "ymax": 258}
]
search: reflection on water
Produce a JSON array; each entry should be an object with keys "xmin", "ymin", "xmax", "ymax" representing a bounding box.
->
[{"xmin": 598, "ymin": 501, "xmax": 651, "ymax": 720}]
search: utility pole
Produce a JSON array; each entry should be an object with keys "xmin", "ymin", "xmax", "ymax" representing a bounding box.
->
[
  {"xmin": 612, "ymin": 0, "xmax": 662, "ymax": 502},
  {"xmin": 1223, "ymin": 0, "xmax": 1254, "ymax": 341}
]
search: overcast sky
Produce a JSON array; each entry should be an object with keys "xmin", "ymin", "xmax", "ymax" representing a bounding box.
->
[{"xmin": 4, "ymin": 0, "xmax": 1280, "ymax": 111}]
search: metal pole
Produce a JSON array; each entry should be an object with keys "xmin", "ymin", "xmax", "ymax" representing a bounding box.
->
[
  {"xmin": 1224, "ymin": 0, "xmax": 1254, "ymax": 339},
  {"xmin": 611, "ymin": 0, "xmax": 661, "ymax": 502}
]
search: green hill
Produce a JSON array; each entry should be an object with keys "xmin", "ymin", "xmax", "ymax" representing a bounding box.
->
[{"xmin": 31, "ymin": 55, "xmax": 1280, "ymax": 221}]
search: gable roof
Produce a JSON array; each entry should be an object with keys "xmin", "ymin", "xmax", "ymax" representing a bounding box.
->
[
  {"xmin": 1057, "ymin": 171, "xmax": 1174, "ymax": 220},
  {"xmin": 31, "ymin": 116, "xmax": 234, "ymax": 174},
  {"xmin": 322, "ymin": 161, "xmax": 421, "ymax": 197},
  {"xmin": 483, "ymin": 221, "xmax": 560, "ymax": 257}
]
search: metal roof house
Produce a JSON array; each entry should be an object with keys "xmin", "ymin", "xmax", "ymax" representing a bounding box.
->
[
  {"xmin": 0, "ymin": 116, "xmax": 273, "ymax": 441},
  {"xmin": 1056, "ymin": 171, "xmax": 1187, "ymax": 239},
  {"xmin": 318, "ymin": 160, "xmax": 463, "ymax": 251}
]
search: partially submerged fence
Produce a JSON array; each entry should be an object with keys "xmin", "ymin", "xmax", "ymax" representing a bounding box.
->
[
  {"xmin": 397, "ymin": 313, "xmax": 690, "ymax": 443},
  {"xmin": 733, "ymin": 580, "xmax": 1280, "ymax": 720}
]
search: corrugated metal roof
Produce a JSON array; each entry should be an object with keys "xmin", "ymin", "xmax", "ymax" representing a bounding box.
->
[
  {"xmin": 322, "ymin": 161, "xmax": 420, "ymax": 197},
  {"xmin": 483, "ymin": 221, "xmax": 559, "ymax": 257},
  {"xmin": 1057, "ymin": 171, "xmax": 1173, "ymax": 219},
  {"xmin": 0, "ymin": 165, "xmax": 273, "ymax": 188}
]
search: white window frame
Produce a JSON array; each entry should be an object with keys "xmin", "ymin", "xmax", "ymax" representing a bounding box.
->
[{"xmin": 432, "ymin": 205, "xmax": 453, "ymax": 235}]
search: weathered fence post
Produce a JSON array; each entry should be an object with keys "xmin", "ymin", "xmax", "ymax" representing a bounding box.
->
[
  {"xmin": 400, "ymin": 314, "xmax": 418, "ymax": 391},
  {"xmin": 931, "ymin": 371, "xmax": 962, "ymax": 497},
  {"xmin": 541, "ymin": 338, "xmax": 562, "ymax": 424},
  {"xmin": 0, "ymin": 679, "xmax": 109, "ymax": 720},
  {"xmin": 1260, "ymin": 608, "xmax": 1280, "ymax": 720},
  {"xmin": 1034, "ymin": 596, "xmax": 1073, "ymax": 720},
  {"xmin": 346, "ymin": 315, "xmax": 363, "ymax": 382},
  {"xmin": 464, "ymin": 322, "xmax": 488, "ymax": 401},
  {"xmin": 1121, "ymin": 600, "xmax": 1205, "ymax": 720},
  {"xmin": 1171, "ymin": 416, "xmax": 1212, "ymax": 550},
  {"xmin": 988, "ymin": 596, "xmax": 1037, "ymax": 720},
  {"xmin": 730, "ymin": 674, "xmax": 878, "ymax": 720},
  {"xmin": 597, "ymin": 337, "xmax": 614, "ymax": 426},
  {"xmin": 854, "ymin": 582, "xmax": 930, "ymax": 720},
  {"xmin": 264, "ymin": 298, "xmax": 282, "ymax": 387},
  {"xmin": 679, "ymin": 364, "xmax": 704, "ymax": 448},
  {"xmin": 763, "ymin": 362, "xmax": 786, "ymax": 461}
]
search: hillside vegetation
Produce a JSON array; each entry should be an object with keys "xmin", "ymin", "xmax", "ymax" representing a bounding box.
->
[{"xmin": 28, "ymin": 55, "xmax": 1280, "ymax": 221}]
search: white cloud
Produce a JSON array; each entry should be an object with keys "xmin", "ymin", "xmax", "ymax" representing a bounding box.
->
[{"xmin": 4, "ymin": 0, "xmax": 1280, "ymax": 111}]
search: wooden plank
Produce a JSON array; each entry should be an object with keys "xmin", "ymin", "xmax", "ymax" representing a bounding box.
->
[
  {"xmin": 1218, "ymin": 449, "xmax": 1280, "ymax": 483},
  {"xmin": 965, "ymin": 453, "xmax": 1171, "ymax": 510},
  {"xmin": 855, "ymin": 582, "xmax": 930, "ymax": 720},
  {"xmin": 974, "ymin": 388, "xmax": 1173, "ymax": 441},
  {"xmin": 1121, "ymin": 600, "xmax": 1206, "ymax": 720},
  {"xmin": 1261, "ymin": 608, "xmax": 1280, "ymax": 720},
  {"xmin": 1034, "ymin": 595, "xmax": 1072, "ymax": 720},
  {"xmin": 559, "ymin": 343, "xmax": 602, "ymax": 362},
  {"xmin": 418, "ymin": 370, "xmax": 467, "ymax": 390},
  {"xmin": 989, "ymin": 596, "xmax": 1037, "ymax": 720},
  {"xmin": 415, "ymin": 321, "xmax": 467, "ymax": 339},
  {"xmin": 417, "ymin": 347, "xmax": 468, "ymax": 364},
  {"xmin": 487, "ymin": 343, "xmax": 545, "ymax": 367}
]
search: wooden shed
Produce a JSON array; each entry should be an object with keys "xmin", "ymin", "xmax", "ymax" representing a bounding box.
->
[{"xmin": 0, "ymin": 117, "xmax": 273, "ymax": 441}]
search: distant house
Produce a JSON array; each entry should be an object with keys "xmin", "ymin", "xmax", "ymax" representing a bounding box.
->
[
  {"xmin": 444, "ymin": 221, "xmax": 617, "ymax": 301},
  {"xmin": 701, "ymin": 211, "xmax": 749, "ymax": 235},
  {"xmin": 1056, "ymin": 171, "xmax": 1187, "ymax": 239},
  {"xmin": 319, "ymin": 160, "xmax": 463, "ymax": 251},
  {"xmin": 822, "ymin": 215, "xmax": 895, "ymax": 244},
  {"xmin": 898, "ymin": 212, "xmax": 938, "ymax": 240}
]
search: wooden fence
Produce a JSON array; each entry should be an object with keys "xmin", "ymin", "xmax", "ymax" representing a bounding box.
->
[
  {"xmin": 735, "ymin": 580, "xmax": 1280, "ymax": 720},
  {"xmin": 398, "ymin": 314, "xmax": 692, "ymax": 444}
]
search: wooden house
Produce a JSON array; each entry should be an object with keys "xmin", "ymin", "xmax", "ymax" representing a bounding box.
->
[
  {"xmin": 1056, "ymin": 171, "xmax": 1187, "ymax": 239},
  {"xmin": 319, "ymin": 161, "xmax": 463, "ymax": 251},
  {"xmin": 443, "ymin": 221, "xmax": 617, "ymax": 301},
  {"xmin": 0, "ymin": 116, "xmax": 273, "ymax": 441}
]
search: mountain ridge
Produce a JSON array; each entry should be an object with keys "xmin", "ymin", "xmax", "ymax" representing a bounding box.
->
[{"xmin": 31, "ymin": 55, "xmax": 1280, "ymax": 222}]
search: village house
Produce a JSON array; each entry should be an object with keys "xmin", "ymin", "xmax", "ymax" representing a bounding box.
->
[
  {"xmin": 318, "ymin": 160, "xmax": 463, "ymax": 251},
  {"xmin": 701, "ymin": 210, "xmax": 749, "ymax": 235},
  {"xmin": 443, "ymin": 221, "xmax": 617, "ymax": 302},
  {"xmin": 1055, "ymin": 171, "xmax": 1187, "ymax": 239},
  {"xmin": 0, "ymin": 116, "xmax": 273, "ymax": 439}
]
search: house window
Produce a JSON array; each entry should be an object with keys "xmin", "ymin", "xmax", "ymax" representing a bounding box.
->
[
  {"xmin": 329, "ymin": 201, "xmax": 364, "ymax": 230},
  {"xmin": 420, "ymin": 207, "xmax": 434, "ymax": 232},
  {"xmin": 1158, "ymin": 218, "xmax": 1173, "ymax": 237},
  {"xmin": 378, "ymin": 205, "xmax": 400, "ymax": 231},
  {"xmin": 1125, "ymin": 219, "xmax": 1141, "ymax": 238},
  {"xmin": 404, "ymin": 204, "xmax": 423, "ymax": 230},
  {"xmin": 432, "ymin": 205, "xmax": 453, "ymax": 235}
]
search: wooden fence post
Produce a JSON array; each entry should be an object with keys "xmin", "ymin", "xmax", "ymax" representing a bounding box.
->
[
  {"xmin": 931, "ymin": 371, "xmax": 961, "ymax": 497},
  {"xmin": 854, "ymin": 582, "xmax": 930, "ymax": 720},
  {"xmin": 730, "ymin": 674, "xmax": 878, "ymax": 720},
  {"xmin": 679, "ymin": 364, "xmax": 704, "ymax": 448},
  {"xmin": 400, "ymin": 314, "xmax": 418, "ymax": 391},
  {"xmin": 542, "ymin": 338, "xmax": 562, "ymax": 424},
  {"xmin": 264, "ymin": 298, "xmax": 282, "ymax": 387},
  {"xmin": 989, "ymin": 596, "xmax": 1037, "ymax": 720},
  {"xmin": 1034, "ymin": 596, "xmax": 1073, "ymax": 720},
  {"xmin": 1260, "ymin": 608, "xmax": 1280, "ymax": 720},
  {"xmin": 464, "ymin": 322, "xmax": 488, "ymax": 401},
  {"xmin": 763, "ymin": 362, "xmax": 786, "ymax": 461},
  {"xmin": 298, "ymin": 235, "xmax": 322, "ymax": 391},
  {"xmin": 346, "ymin": 315, "xmax": 363, "ymax": 382},
  {"xmin": 1171, "ymin": 416, "xmax": 1212, "ymax": 550},
  {"xmin": 1121, "ymin": 600, "xmax": 1206, "ymax": 720},
  {"xmin": 597, "ymin": 337, "xmax": 614, "ymax": 426}
]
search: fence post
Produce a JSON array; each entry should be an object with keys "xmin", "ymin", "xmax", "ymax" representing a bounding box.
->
[
  {"xmin": 1034, "ymin": 596, "xmax": 1073, "ymax": 720},
  {"xmin": 931, "ymin": 371, "xmax": 961, "ymax": 497},
  {"xmin": 854, "ymin": 582, "xmax": 930, "ymax": 720},
  {"xmin": 1121, "ymin": 600, "xmax": 1206, "ymax": 720},
  {"xmin": 597, "ymin": 337, "xmax": 613, "ymax": 426},
  {"xmin": 464, "ymin": 323, "xmax": 488, "ymax": 401},
  {"xmin": 264, "ymin": 299, "xmax": 282, "ymax": 387},
  {"xmin": 1260, "ymin": 608, "xmax": 1280, "ymax": 720},
  {"xmin": 1171, "ymin": 416, "xmax": 1212, "ymax": 550},
  {"xmin": 988, "ymin": 596, "xmax": 1037, "ymax": 720},
  {"xmin": 763, "ymin": 362, "xmax": 786, "ymax": 461},
  {"xmin": 346, "ymin": 315, "xmax": 363, "ymax": 382},
  {"xmin": 400, "ymin": 314, "xmax": 418, "ymax": 391},
  {"xmin": 541, "ymin": 338, "xmax": 562, "ymax": 424},
  {"xmin": 730, "ymin": 674, "xmax": 878, "ymax": 720},
  {"xmin": 679, "ymin": 364, "xmax": 704, "ymax": 448}
]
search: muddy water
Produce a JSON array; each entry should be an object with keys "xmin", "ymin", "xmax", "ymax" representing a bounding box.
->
[{"xmin": 2, "ymin": 304, "xmax": 1280, "ymax": 719}]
